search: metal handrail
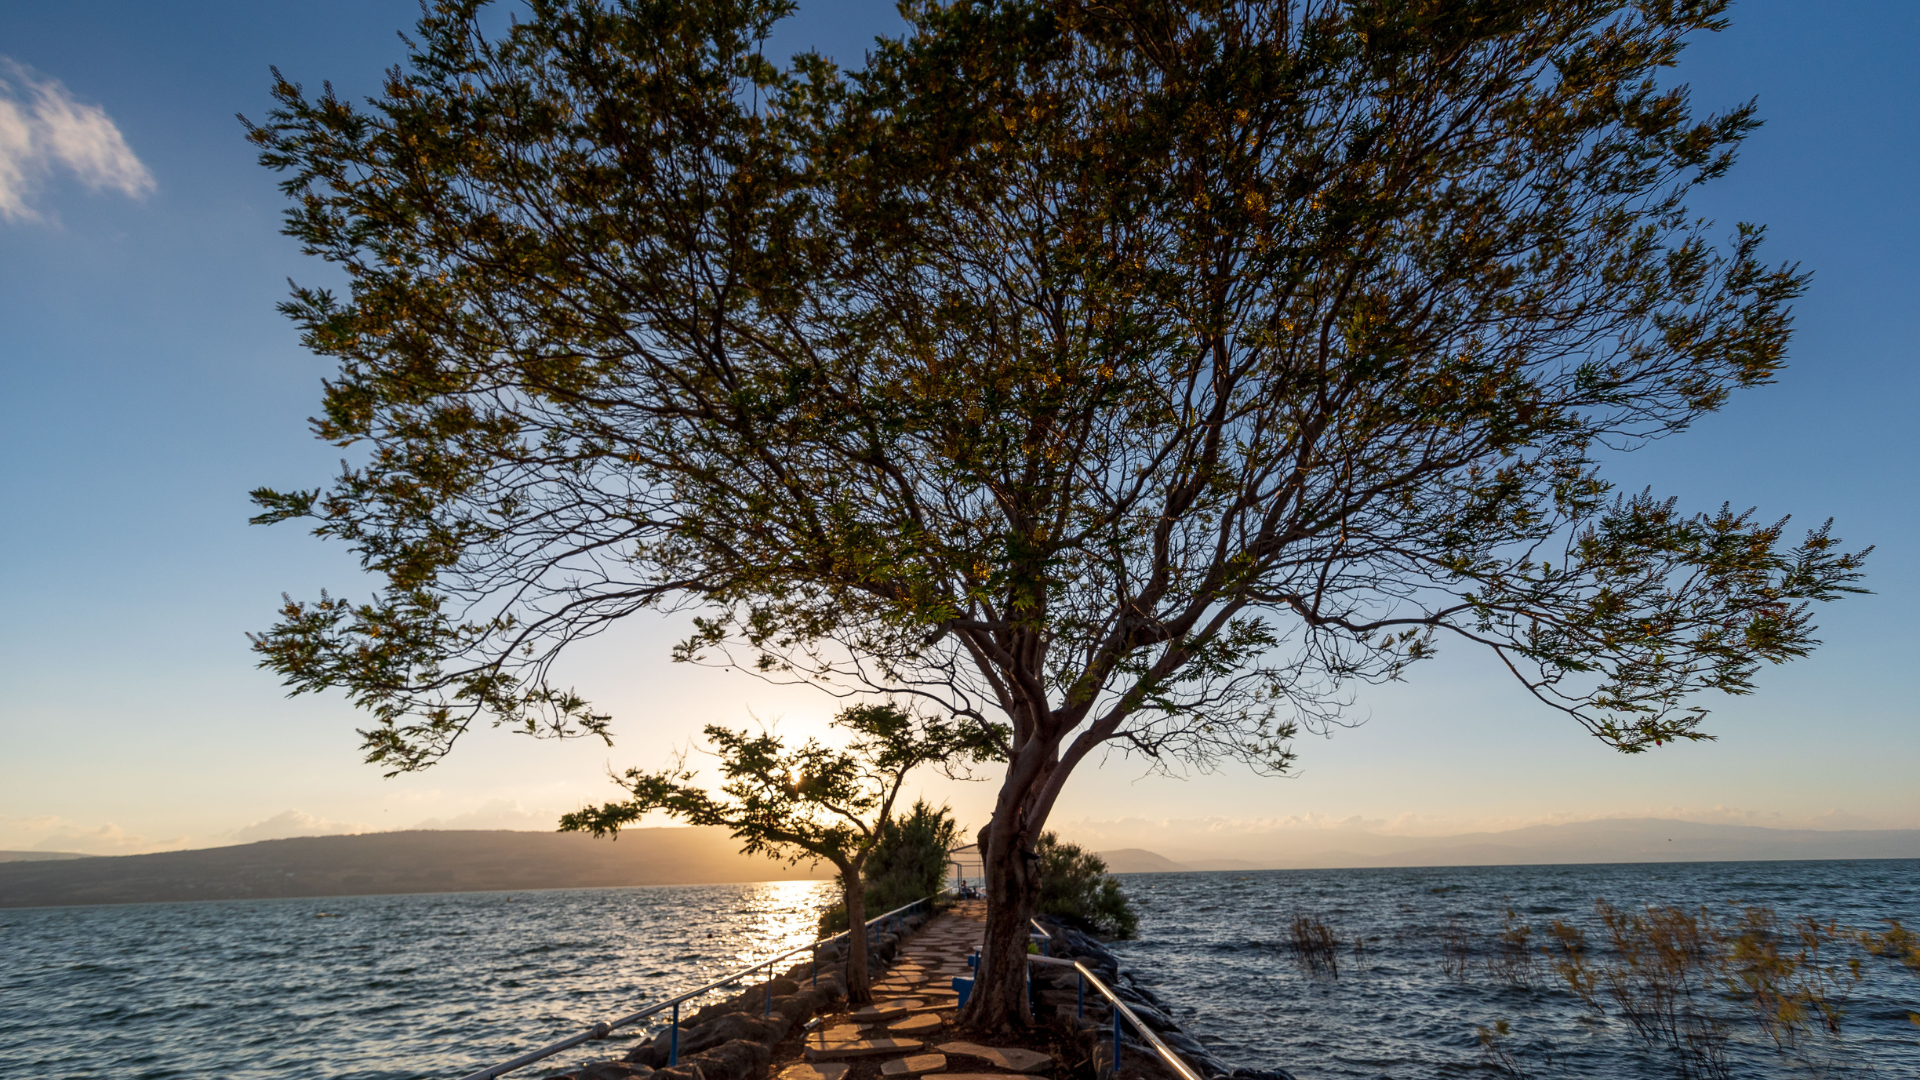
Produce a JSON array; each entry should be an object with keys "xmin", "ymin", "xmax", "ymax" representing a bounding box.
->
[
  {"xmin": 452, "ymin": 892, "xmax": 944, "ymax": 1080},
  {"xmin": 1027, "ymin": 924, "xmax": 1203, "ymax": 1080}
]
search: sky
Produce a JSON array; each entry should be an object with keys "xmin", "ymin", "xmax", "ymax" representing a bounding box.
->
[{"xmin": 2, "ymin": 1, "xmax": 1916, "ymax": 859}]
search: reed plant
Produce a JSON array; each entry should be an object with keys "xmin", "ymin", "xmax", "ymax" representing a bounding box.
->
[
  {"xmin": 1488, "ymin": 904, "xmax": 1540, "ymax": 990},
  {"xmin": 1496, "ymin": 897, "xmax": 1904, "ymax": 1078},
  {"xmin": 1440, "ymin": 917, "xmax": 1475, "ymax": 981},
  {"xmin": 1288, "ymin": 914, "xmax": 1340, "ymax": 977}
]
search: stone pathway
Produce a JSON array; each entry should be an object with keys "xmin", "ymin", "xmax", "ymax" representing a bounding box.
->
[{"xmin": 780, "ymin": 902, "xmax": 1056, "ymax": 1080}]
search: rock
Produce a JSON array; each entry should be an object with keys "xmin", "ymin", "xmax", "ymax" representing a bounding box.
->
[
  {"xmin": 756, "ymin": 978, "xmax": 800, "ymax": 1000},
  {"xmin": 770, "ymin": 991, "xmax": 827, "ymax": 1026},
  {"xmin": 626, "ymin": 1040, "xmax": 669, "ymax": 1068},
  {"xmin": 684, "ymin": 1038, "xmax": 773, "ymax": 1080},
  {"xmin": 651, "ymin": 1066, "xmax": 705, "ymax": 1080},
  {"xmin": 700, "ymin": 1012, "xmax": 787, "ymax": 1048},
  {"xmin": 880, "ymin": 1054, "xmax": 947, "ymax": 1077},
  {"xmin": 627, "ymin": 1011, "xmax": 787, "ymax": 1067},
  {"xmin": 570, "ymin": 1063, "xmax": 653, "ymax": 1080},
  {"xmin": 933, "ymin": 1042, "xmax": 1052, "ymax": 1073}
]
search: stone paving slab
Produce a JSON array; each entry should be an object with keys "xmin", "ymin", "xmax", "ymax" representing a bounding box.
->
[
  {"xmin": 804, "ymin": 1037, "xmax": 926, "ymax": 1062},
  {"xmin": 850, "ymin": 999, "xmax": 922, "ymax": 1021},
  {"xmin": 887, "ymin": 1014, "xmax": 943, "ymax": 1035},
  {"xmin": 934, "ymin": 1042, "xmax": 1053, "ymax": 1073},
  {"xmin": 881, "ymin": 1053, "xmax": 948, "ymax": 1077},
  {"xmin": 779, "ymin": 1064, "xmax": 850, "ymax": 1080}
]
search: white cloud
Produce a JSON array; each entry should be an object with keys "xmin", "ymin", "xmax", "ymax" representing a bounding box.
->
[
  {"xmin": 0, "ymin": 58, "xmax": 153, "ymax": 222},
  {"xmin": 226, "ymin": 809, "xmax": 373, "ymax": 843},
  {"xmin": 0, "ymin": 815, "xmax": 191, "ymax": 855},
  {"xmin": 409, "ymin": 799, "xmax": 566, "ymax": 832}
]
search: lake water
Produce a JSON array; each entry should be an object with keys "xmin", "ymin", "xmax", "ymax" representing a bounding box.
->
[
  {"xmin": 0, "ymin": 879, "xmax": 840, "ymax": 1080},
  {"xmin": 1111, "ymin": 860, "xmax": 1920, "ymax": 1078},
  {"xmin": 2, "ymin": 861, "xmax": 1916, "ymax": 1079}
]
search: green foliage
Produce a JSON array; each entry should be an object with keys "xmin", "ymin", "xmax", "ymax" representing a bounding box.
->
[
  {"xmin": 246, "ymin": 0, "xmax": 1866, "ymax": 788},
  {"xmin": 817, "ymin": 799, "xmax": 960, "ymax": 933},
  {"xmin": 1034, "ymin": 832, "xmax": 1137, "ymax": 939}
]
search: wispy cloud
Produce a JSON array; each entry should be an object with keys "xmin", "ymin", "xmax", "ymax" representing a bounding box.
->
[
  {"xmin": 0, "ymin": 58, "xmax": 153, "ymax": 222},
  {"xmin": 409, "ymin": 799, "xmax": 567, "ymax": 832},
  {"xmin": 0, "ymin": 815, "xmax": 191, "ymax": 855},
  {"xmin": 225, "ymin": 809, "xmax": 374, "ymax": 843}
]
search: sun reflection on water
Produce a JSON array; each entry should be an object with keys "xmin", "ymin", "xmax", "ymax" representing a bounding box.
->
[{"xmin": 716, "ymin": 878, "xmax": 840, "ymax": 968}]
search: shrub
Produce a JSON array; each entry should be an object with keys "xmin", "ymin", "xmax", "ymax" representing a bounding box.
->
[
  {"xmin": 1035, "ymin": 832, "xmax": 1138, "ymax": 939},
  {"xmin": 818, "ymin": 800, "xmax": 960, "ymax": 933}
]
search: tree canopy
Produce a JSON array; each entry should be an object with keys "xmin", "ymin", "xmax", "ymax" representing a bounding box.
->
[{"xmin": 248, "ymin": 0, "xmax": 1867, "ymax": 1028}]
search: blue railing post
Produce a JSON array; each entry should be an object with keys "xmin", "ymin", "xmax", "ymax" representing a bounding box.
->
[
  {"xmin": 812, "ymin": 944, "xmax": 818, "ymax": 989},
  {"xmin": 1111, "ymin": 1006, "xmax": 1122, "ymax": 1077},
  {"xmin": 669, "ymin": 1002, "xmax": 679, "ymax": 1066},
  {"xmin": 1077, "ymin": 971, "xmax": 1085, "ymax": 1020},
  {"xmin": 765, "ymin": 961, "xmax": 773, "ymax": 1017}
]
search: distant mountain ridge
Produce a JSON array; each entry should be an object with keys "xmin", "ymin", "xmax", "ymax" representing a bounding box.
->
[
  {"xmin": 0, "ymin": 829, "xmax": 829, "ymax": 909},
  {"xmin": 1100, "ymin": 818, "xmax": 1920, "ymax": 873},
  {"xmin": 0, "ymin": 851, "xmax": 93, "ymax": 863}
]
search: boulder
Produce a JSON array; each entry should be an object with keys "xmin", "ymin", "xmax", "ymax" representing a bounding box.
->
[
  {"xmin": 770, "ymin": 991, "xmax": 825, "ymax": 1026},
  {"xmin": 569, "ymin": 1062, "xmax": 653, "ymax": 1080},
  {"xmin": 652, "ymin": 1066, "xmax": 706, "ymax": 1080},
  {"xmin": 693, "ymin": 1011, "xmax": 790, "ymax": 1052},
  {"xmin": 684, "ymin": 1038, "xmax": 773, "ymax": 1080},
  {"xmin": 625, "ymin": 1011, "xmax": 785, "ymax": 1067}
]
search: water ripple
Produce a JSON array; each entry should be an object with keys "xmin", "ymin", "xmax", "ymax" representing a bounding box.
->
[
  {"xmin": 1108, "ymin": 860, "xmax": 1920, "ymax": 1078},
  {"xmin": 0, "ymin": 879, "xmax": 836, "ymax": 1080}
]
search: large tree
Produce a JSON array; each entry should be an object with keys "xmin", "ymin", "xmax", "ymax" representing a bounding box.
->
[{"xmin": 248, "ymin": 0, "xmax": 1867, "ymax": 1030}]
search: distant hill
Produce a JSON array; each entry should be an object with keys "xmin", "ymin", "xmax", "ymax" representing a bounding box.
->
[
  {"xmin": 0, "ymin": 851, "xmax": 93, "ymax": 863},
  {"xmin": 0, "ymin": 829, "xmax": 830, "ymax": 909},
  {"xmin": 1100, "ymin": 819, "xmax": 1920, "ymax": 872},
  {"xmin": 1097, "ymin": 848, "xmax": 1190, "ymax": 873}
]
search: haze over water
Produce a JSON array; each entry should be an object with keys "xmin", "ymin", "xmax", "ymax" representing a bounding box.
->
[{"xmin": 6, "ymin": 862, "xmax": 1918, "ymax": 1079}]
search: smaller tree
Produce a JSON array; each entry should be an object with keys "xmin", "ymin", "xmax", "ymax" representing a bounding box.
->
[
  {"xmin": 560, "ymin": 704, "xmax": 1001, "ymax": 1003},
  {"xmin": 820, "ymin": 800, "xmax": 962, "ymax": 933},
  {"xmin": 1034, "ymin": 833, "xmax": 1138, "ymax": 940}
]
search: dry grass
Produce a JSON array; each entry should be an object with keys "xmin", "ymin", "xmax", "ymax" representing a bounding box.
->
[{"xmin": 1288, "ymin": 914, "xmax": 1340, "ymax": 977}]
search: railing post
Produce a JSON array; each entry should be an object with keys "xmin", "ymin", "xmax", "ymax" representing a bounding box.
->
[
  {"xmin": 670, "ymin": 1002, "xmax": 679, "ymax": 1066},
  {"xmin": 765, "ymin": 961, "xmax": 773, "ymax": 1017},
  {"xmin": 1111, "ymin": 1005, "xmax": 1122, "ymax": 1077},
  {"xmin": 812, "ymin": 944, "xmax": 818, "ymax": 989},
  {"xmin": 1077, "ymin": 970, "xmax": 1084, "ymax": 1020}
]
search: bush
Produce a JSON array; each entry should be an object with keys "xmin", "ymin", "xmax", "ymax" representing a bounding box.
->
[
  {"xmin": 818, "ymin": 800, "xmax": 960, "ymax": 933},
  {"xmin": 1036, "ymin": 832, "xmax": 1138, "ymax": 939}
]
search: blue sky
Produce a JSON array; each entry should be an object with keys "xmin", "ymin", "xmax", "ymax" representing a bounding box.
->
[{"xmin": 2, "ymin": 1, "xmax": 1915, "ymax": 857}]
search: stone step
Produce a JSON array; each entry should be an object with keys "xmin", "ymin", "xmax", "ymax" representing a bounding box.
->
[
  {"xmin": 880, "ymin": 1053, "xmax": 948, "ymax": 1077},
  {"xmin": 886, "ymin": 1014, "xmax": 943, "ymax": 1035},
  {"xmin": 778, "ymin": 1064, "xmax": 849, "ymax": 1080},
  {"xmin": 849, "ymin": 999, "xmax": 922, "ymax": 1022},
  {"xmin": 933, "ymin": 1042, "xmax": 1053, "ymax": 1073},
  {"xmin": 803, "ymin": 1038, "xmax": 926, "ymax": 1062}
]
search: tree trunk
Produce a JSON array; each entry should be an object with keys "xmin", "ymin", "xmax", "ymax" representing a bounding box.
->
[
  {"xmin": 961, "ymin": 815, "xmax": 1040, "ymax": 1032},
  {"xmin": 842, "ymin": 866, "xmax": 873, "ymax": 1005}
]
